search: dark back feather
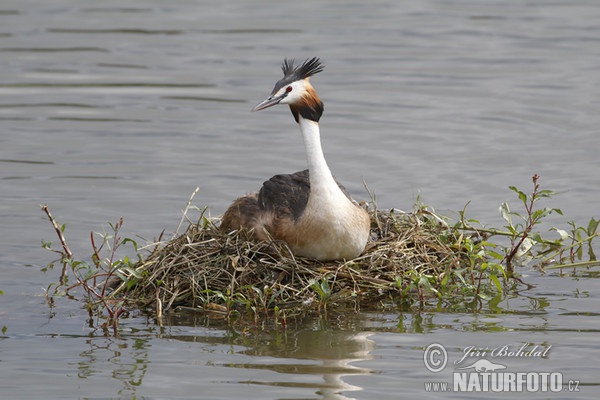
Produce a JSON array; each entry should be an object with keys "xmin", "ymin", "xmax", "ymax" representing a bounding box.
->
[{"xmin": 258, "ymin": 169, "xmax": 352, "ymax": 222}]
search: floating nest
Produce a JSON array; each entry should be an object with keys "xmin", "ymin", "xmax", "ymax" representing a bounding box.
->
[{"xmin": 116, "ymin": 205, "xmax": 478, "ymax": 317}]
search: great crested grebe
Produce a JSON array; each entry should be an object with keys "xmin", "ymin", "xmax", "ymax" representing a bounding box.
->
[{"xmin": 221, "ymin": 57, "xmax": 370, "ymax": 261}]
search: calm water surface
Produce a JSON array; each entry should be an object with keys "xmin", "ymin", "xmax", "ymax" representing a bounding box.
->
[{"xmin": 1, "ymin": 1, "xmax": 599, "ymax": 399}]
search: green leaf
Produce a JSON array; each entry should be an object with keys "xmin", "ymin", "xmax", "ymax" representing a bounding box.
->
[
  {"xmin": 588, "ymin": 218, "xmax": 599, "ymax": 235},
  {"xmin": 125, "ymin": 278, "xmax": 138, "ymax": 291},
  {"xmin": 72, "ymin": 260, "xmax": 88, "ymax": 271},
  {"xmin": 588, "ymin": 245, "xmax": 597, "ymax": 262},
  {"xmin": 121, "ymin": 237, "xmax": 138, "ymax": 252},
  {"xmin": 488, "ymin": 293, "xmax": 504, "ymax": 310},
  {"xmin": 532, "ymin": 208, "xmax": 554, "ymax": 222},
  {"xmin": 478, "ymin": 292, "xmax": 492, "ymax": 300},
  {"xmin": 440, "ymin": 271, "xmax": 450, "ymax": 288},
  {"xmin": 487, "ymin": 250, "xmax": 505, "ymax": 261},
  {"xmin": 320, "ymin": 279, "xmax": 331, "ymax": 297},
  {"xmin": 82, "ymin": 267, "xmax": 101, "ymax": 281},
  {"xmin": 119, "ymin": 266, "xmax": 143, "ymax": 279},
  {"xmin": 506, "ymin": 225, "xmax": 518, "ymax": 236},
  {"xmin": 453, "ymin": 271, "xmax": 468, "ymax": 286},
  {"xmin": 530, "ymin": 232, "xmax": 545, "ymax": 244},
  {"xmin": 536, "ymin": 189, "xmax": 555, "ymax": 199},
  {"xmin": 489, "ymin": 274, "xmax": 503, "ymax": 294},
  {"xmin": 310, "ymin": 277, "xmax": 331, "ymax": 300},
  {"xmin": 480, "ymin": 240, "xmax": 498, "ymax": 248},
  {"xmin": 418, "ymin": 275, "xmax": 439, "ymax": 295},
  {"xmin": 552, "ymin": 228, "xmax": 570, "ymax": 241},
  {"xmin": 509, "ymin": 186, "xmax": 528, "ymax": 203},
  {"xmin": 500, "ymin": 202, "xmax": 512, "ymax": 225}
]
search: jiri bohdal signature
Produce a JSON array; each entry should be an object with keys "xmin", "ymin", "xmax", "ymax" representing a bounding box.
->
[{"xmin": 455, "ymin": 343, "xmax": 552, "ymax": 365}]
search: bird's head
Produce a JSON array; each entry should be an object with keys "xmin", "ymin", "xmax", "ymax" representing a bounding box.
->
[{"xmin": 252, "ymin": 57, "xmax": 324, "ymax": 123}]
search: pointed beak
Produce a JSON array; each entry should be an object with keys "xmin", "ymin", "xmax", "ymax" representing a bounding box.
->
[{"xmin": 251, "ymin": 94, "xmax": 285, "ymax": 112}]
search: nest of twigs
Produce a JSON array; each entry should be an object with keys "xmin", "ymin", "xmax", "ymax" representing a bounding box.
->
[{"xmin": 116, "ymin": 206, "xmax": 470, "ymax": 316}]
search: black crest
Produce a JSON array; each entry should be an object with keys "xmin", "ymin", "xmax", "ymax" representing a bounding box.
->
[
  {"xmin": 281, "ymin": 57, "xmax": 324, "ymax": 80},
  {"xmin": 272, "ymin": 57, "xmax": 324, "ymax": 94}
]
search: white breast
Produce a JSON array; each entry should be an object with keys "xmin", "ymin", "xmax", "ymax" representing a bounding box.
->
[{"xmin": 291, "ymin": 188, "xmax": 370, "ymax": 260}]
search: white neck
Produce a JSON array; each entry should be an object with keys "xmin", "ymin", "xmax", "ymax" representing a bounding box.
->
[
  {"xmin": 292, "ymin": 115, "xmax": 370, "ymax": 261},
  {"xmin": 298, "ymin": 116, "xmax": 344, "ymax": 197}
]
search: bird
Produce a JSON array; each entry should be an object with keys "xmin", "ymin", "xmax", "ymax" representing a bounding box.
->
[{"xmin": 220, "ymin": 57, "xmax": 370, "ymax": 261}]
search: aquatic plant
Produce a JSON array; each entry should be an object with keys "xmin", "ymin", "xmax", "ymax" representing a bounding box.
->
[
  {"xmin": 41, "ymin": 206, "xmax": 140, "ymax": 336},
  {"xmin": 41, "ymin": 175, "xmax": 599, "ymax": 334}
]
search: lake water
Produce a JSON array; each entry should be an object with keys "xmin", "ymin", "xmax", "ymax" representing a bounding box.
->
[{"xmin": 1, "ymin": 0, "xmax": 599, "ymax": 398}]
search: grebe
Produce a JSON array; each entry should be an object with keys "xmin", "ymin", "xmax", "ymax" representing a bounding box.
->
[{"xmin": 221, "ymin": 57, "xmax": 370, "ymax": 261}]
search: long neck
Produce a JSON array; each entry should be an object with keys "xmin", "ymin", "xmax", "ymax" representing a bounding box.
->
[{"xmin": 298, "ymin": 116, "xmax": 341, "ymax": 194}]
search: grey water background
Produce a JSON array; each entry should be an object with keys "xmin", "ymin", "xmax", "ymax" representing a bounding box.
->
[{"xmin": 1, "ymin": 1, "xmax": 599, "ymax": 399}]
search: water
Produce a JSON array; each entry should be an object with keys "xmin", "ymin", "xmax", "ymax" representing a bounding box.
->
[{"xmin": 1, "ymin": 0, "xmax": 599, "ymax": 398}]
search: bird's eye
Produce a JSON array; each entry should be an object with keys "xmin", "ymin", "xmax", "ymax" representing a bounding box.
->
[{"xmin": 286, "ymin": 86, "xmax": 293, "ymax": 92}]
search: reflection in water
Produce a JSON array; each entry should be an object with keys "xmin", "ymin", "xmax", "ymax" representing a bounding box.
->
[
  {"xmin": 236, "ymin": 329, "xmax": 375, "ymax": 400},
  {"xmin": 166, "ymin": 312, "xmax": 376, "ymax": 400},
  {"xmin": 75, "ymin": 334, "xmax": 151, "ymax": 399},
  {"xmin": 240, "ymin": 329, "xmax": 375, "ymax": 399},
  {"xmin": 69, "ymin": 314, "xmax": 375, "ymax": 400}
]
